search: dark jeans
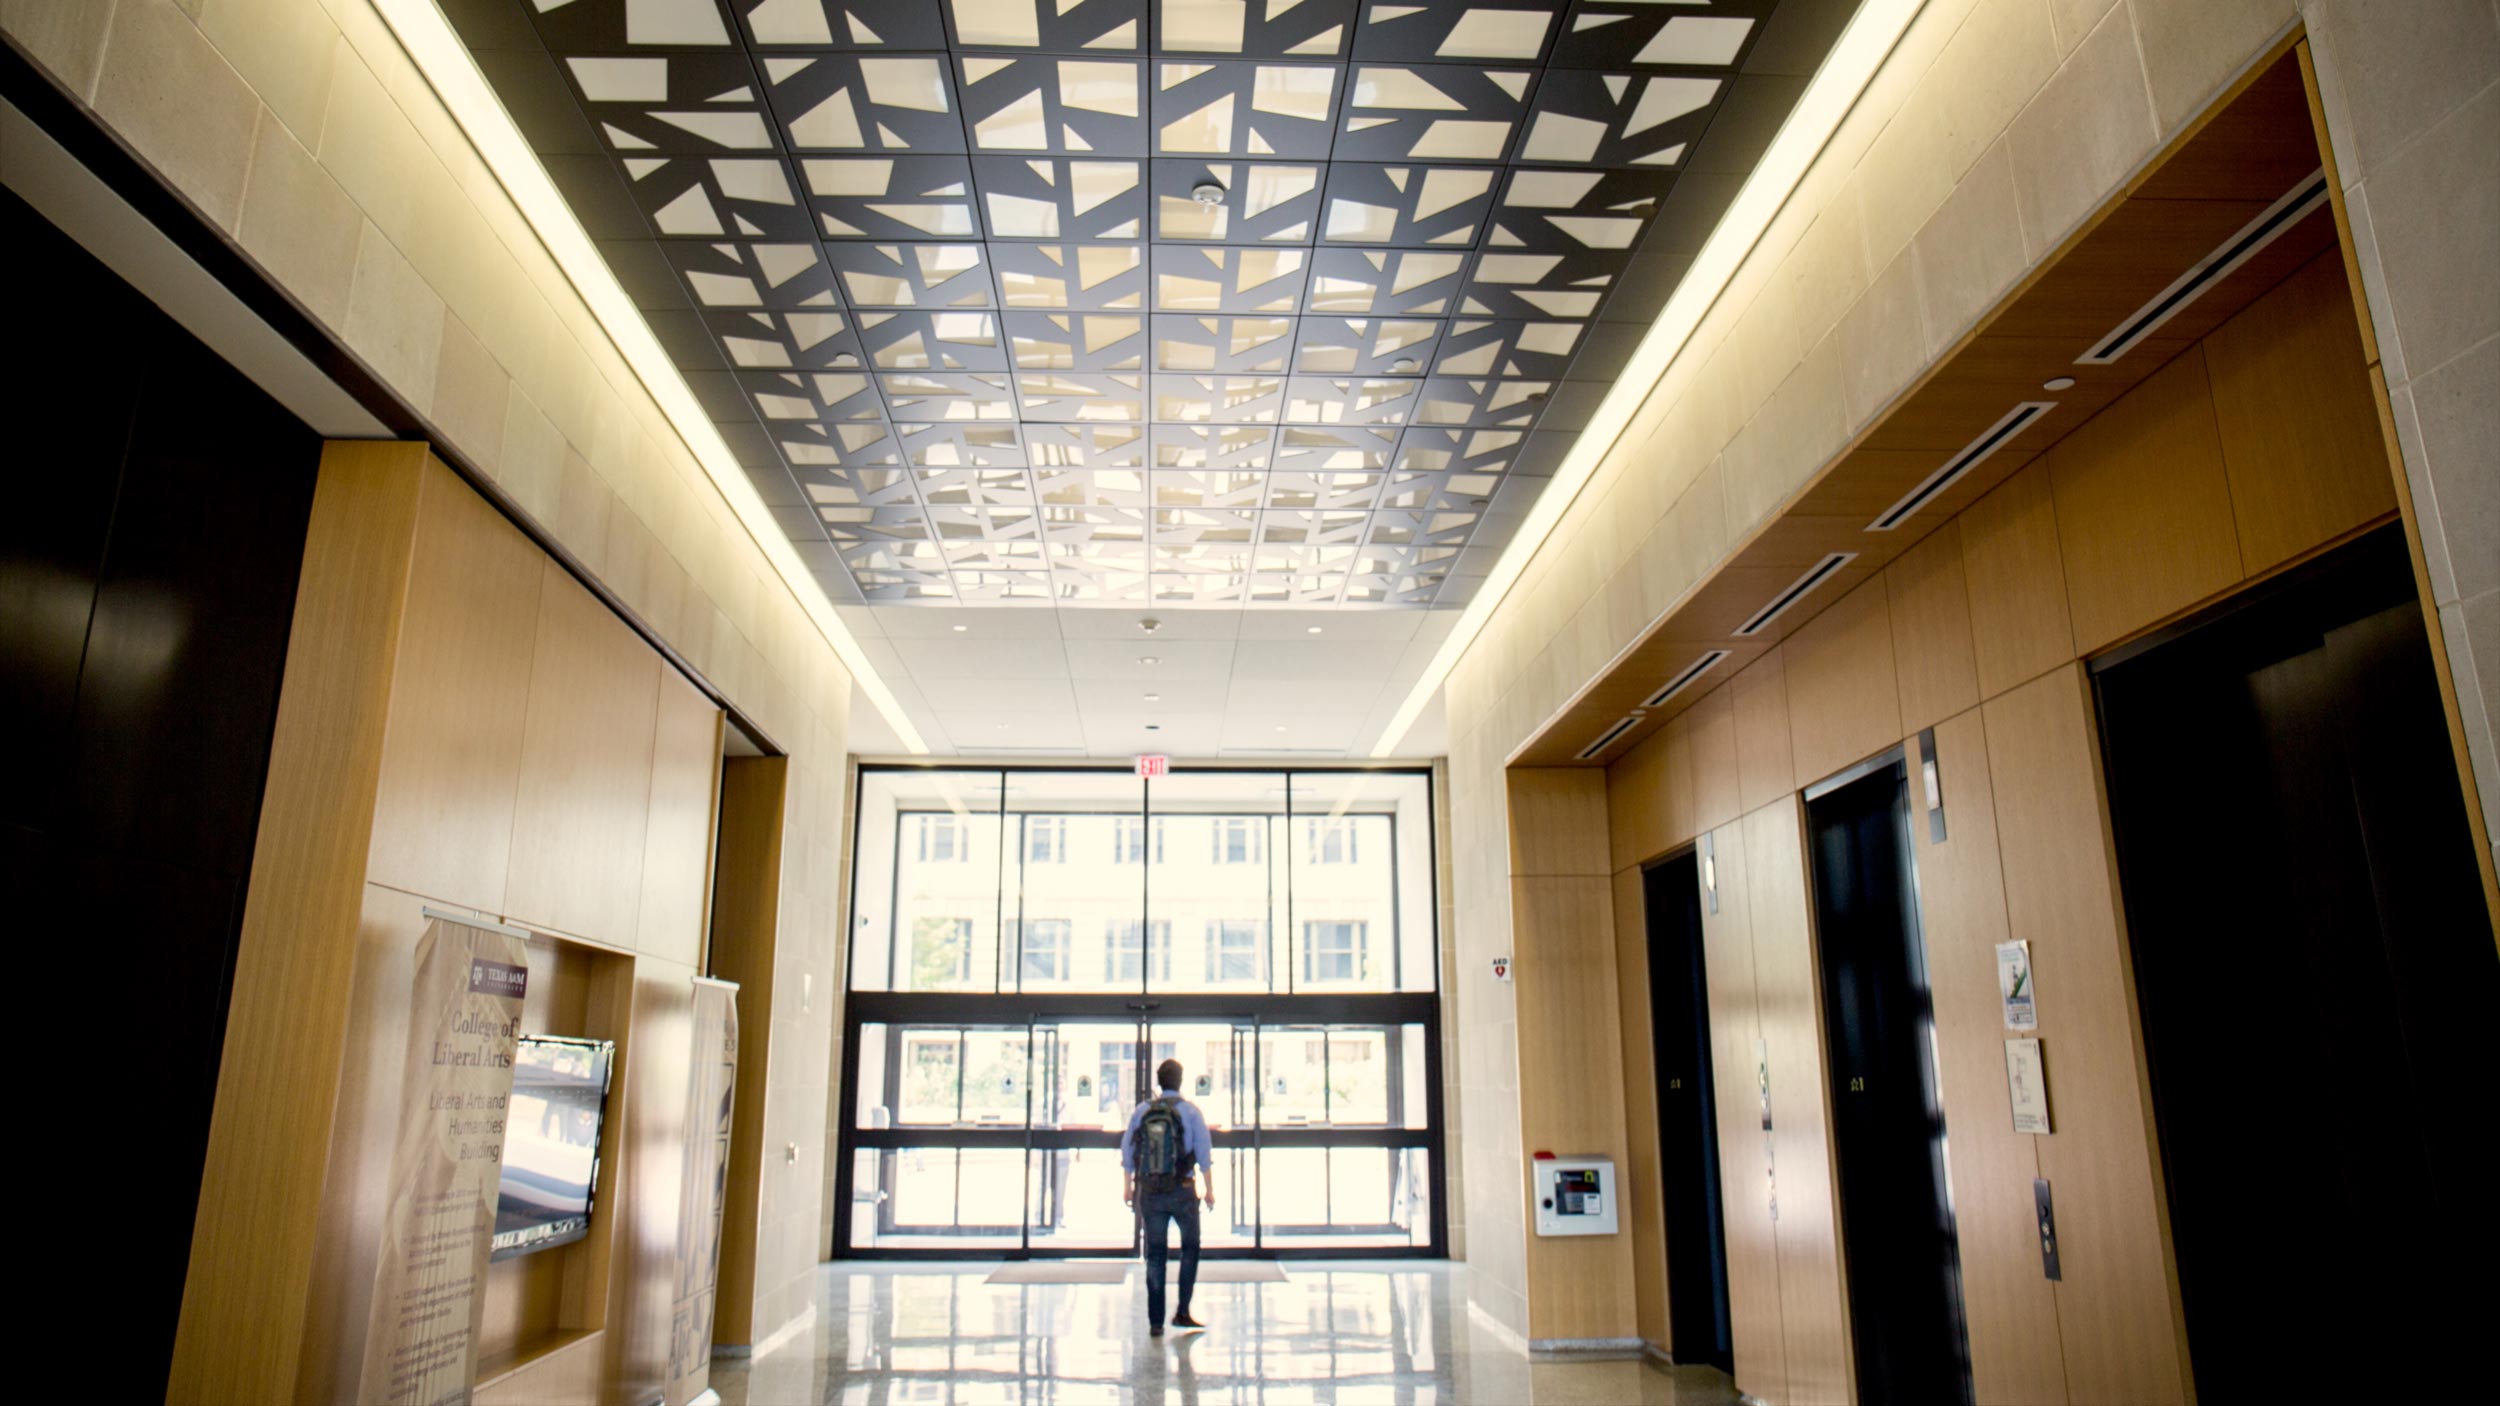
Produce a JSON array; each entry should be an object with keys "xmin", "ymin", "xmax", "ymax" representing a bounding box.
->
[{"xmin": 1138, "ymin": 1183, "xmax": 1200, "ymax": 1327}]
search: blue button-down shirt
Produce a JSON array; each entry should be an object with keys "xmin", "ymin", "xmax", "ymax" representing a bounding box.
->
[{"xmin": 1118, "ymin": 1091, "xmax": 1213, "ymax": 1175}]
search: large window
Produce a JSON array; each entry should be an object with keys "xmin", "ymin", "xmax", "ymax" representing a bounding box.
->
[
  {"xmin": 1302, "ymin": 920, "xmax": 1368, "ymax": 985},
  {"xmin": 1107, "ymin": 919, "xmax": 1172, "ymax": 985},
  {"xmin": 1017, "ymin": 919, "xmax": 1070, "ymax": 984},
  {"xmin": 840, "ymin": 767, "xmax": 1443, "ymax": 1257}
]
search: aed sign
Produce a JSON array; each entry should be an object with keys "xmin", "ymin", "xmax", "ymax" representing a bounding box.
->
[
  {"xmin": 1491, "ymin": 955, "xmax": 1512, "ymax": 983},
  {"xmin": 1134, "ymin": 754, "xmax": 1170, "ymax": 778}
]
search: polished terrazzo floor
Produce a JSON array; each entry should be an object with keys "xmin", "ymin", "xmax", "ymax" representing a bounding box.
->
[{"xmin": 708, "ymin": 1261, "xmax": 1740, "ymax": 1405}]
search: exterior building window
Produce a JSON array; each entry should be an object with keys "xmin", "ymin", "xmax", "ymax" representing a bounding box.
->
[
  {"xmin": 916, "ymin": 813, "xmax": 968, "ymax": 863},
  {"xmin": 1303, "ymin": 920, "xmax": 1366, "ymax": 984},
  {"xmin": 912, "ymin": 916, "xmax": 975, "ymax": 986},
  {"xmin": 1304, "ymin": 819, "xmax": 1356, "ymax": 865},
  {"xmin": 1019, "ymin": 918, "xmax": 1070, "ymax": 983},
  {"xmin": 1209, "ymin": 920, "xmax": 1262, "ymax": 982},
  {"xmin": 1212, "ymin": 816, "xmax": 1264, "ymax": 865},
  {"xmin": 1026, "ymin": 816, "xmax": 1067, "ymax": 864},
  {"xmin": 1113, "ymin": 815, "xmax": 1163, "ymax": 864},
  {"xmin": 1108, "ymin": 920, "xmax": 1173, "ymax": 984}
]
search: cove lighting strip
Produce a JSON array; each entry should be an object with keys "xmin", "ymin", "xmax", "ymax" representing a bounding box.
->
[
  {"xmin": 1372, "ymin": 0, "xmax": 1928, "ymax": 758},
  {"xmin": 375, "ymin": 0, "xmax": 927, "ymax": 754}
]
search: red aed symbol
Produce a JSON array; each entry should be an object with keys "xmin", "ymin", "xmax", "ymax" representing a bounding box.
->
[{"xmin": 1491, "ymin": 955, "xmax": 1511, "ymax": 982}]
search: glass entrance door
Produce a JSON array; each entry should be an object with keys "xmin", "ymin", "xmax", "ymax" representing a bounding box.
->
[
  {"xmin": 837, "ymin": 765, "xmax": 1446, "ymax": 1258},
  {"xmin": 1026, "ymin": 1017, "xmax": 1151, "ymax": 1255}
]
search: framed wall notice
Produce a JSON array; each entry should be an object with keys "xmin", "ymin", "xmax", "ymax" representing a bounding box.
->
[{"xmin": 2005, "ymin": 1037, "xmax": 2052, "ymax": 1134}]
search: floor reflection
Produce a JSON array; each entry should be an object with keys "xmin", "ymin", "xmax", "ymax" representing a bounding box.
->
[{"xmin": 709, "ymin": 1261, "xmax": 1741, "ymax": 1405}]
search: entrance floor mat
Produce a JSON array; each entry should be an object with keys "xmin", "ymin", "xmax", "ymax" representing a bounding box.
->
[{"xmin": 985, "ymin": 1262, "xmax": 1129, "ymax": 1284}]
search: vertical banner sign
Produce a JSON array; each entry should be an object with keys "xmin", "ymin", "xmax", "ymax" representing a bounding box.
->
[
  {"xmin": 668, "ymin": 978, "xmax": 741, "ymax": 1403},
  {"xmin": 358, "ymin": 917, "xmax": 529, "ymax": 1406}
]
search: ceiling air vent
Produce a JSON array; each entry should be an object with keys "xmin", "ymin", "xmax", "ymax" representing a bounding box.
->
[
  {"xmin": 1577, "ymin": 714, "xmax": 1645, "ymax": 761},
  {"xmin": 1868, "ymin": 400, "xmax": 2057, "ymax": 532},
  {"xmin": 1734, "ymin": 553, "xmax": 1857, "ymax": 637},
  {"xmin": 2076, "ymin": 168, "xmax": 2330, "ymax": 366},
  {"xmin": 1644, "ymin": 650, "xmax": 1732, "ymax": 709}
]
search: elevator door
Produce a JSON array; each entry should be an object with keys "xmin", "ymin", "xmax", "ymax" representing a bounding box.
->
[
  {"xmin": 2096, "ymin": 527, "xmax": 2496, "ymax": 1400},
  {"xmin": 1808, "ymin": 759, "xmax": 1974, "ymax": 1406},
  {"xmin": 1645, "ymin": 853, "xmax": 1732, "ymax": 1371}
]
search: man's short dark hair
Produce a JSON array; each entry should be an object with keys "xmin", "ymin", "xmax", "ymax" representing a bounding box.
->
[{"xmin": 1157, "ymin": 1058, "xmax": 1183, "ymax": 1092}]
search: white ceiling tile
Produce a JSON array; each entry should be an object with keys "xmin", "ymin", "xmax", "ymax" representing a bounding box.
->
[
  {"xmin": 1219, "ymin": 711, "xmax": 1362, "ymax": 751},
  {"xmin": 1062, "ymin": 637, "xmax": 1236, "ymax": 680},
  {"xmin": 892, "ymin": 636, "xmax": 1072, "ymax": 678},
  {"xmin": 934, "ymin": 708, "xmax": 1089, "ymax": 750},
  {"xmin": 1235, "ymin": 609, "xmax": 1423, "ymax": 642},
  {"xmin": 869, "ymin": 604, "xmax": 1063, "ymax": 639},
  {"xmin": 1055, "ymin": 607, "xmax": 1244, "ymax": 640},
  {"xmin": 1230, "ymin": 638, "xmax": 1404, "ymax": 683},
  {"xmin": 919, "ymin": 673, "xmax": 1078, "ymax": 712},
  {"xmin": 1070, "ymin": 676, "xmax": 1230, "ymax": 713},
  {"xmin": 1080, "ymin": 710, "xmax": 1225, "ymax": 757},
  {"xmin": 1224, "ymin": 674, "xmax": 1384, "ymax": 716}
]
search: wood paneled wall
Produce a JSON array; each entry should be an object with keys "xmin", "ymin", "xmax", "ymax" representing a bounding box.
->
[
  {"xmin": 171, "ymin": 444, "xmax": 728, "ymax": 1406},
  {"xmin": 1598, "ymin": 249, "xmax": 2393, "ymax": 1403},
  {"xmin": 1503, "ymin": 769, "xmax": 1640, "ymax": 1344}
]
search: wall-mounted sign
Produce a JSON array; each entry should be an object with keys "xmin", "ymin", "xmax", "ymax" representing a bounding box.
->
[
  {"xmin": 1134, "ymin": 754, "xmax": 1169, "ymax": 778},
  {"xmin": 1996, "ymin": 940, "xmax": 2037, "ymax": 1030},
  {"xmin": 2005, "ymin": 1037, "xmax": 2052, "ymax": 1135},
  {"xmin": 1491, "ymin": 955, "xmax": 1511, "ymax": 983}
]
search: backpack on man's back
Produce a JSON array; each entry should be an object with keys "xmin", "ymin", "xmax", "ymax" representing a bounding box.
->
[{"xmin": 1136, "ymin": 1095, "xmax": 1185, "ymax": 1192}]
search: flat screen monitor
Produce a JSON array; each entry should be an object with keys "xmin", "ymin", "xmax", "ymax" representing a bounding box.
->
[{"xmin": 492, "ymin": 1035, "xmax": 615, "ymax": 1261}]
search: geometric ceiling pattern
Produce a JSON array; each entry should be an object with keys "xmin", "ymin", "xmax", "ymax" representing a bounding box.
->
[{"xmin": 452, "ymin": 0, "xmax": 1839, "ymax": 607}]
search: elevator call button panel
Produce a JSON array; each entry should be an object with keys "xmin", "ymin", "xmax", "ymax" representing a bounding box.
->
[{"xmin": 1533, "ymin": 1156, "xmax": 1621, "ymax": 1237}]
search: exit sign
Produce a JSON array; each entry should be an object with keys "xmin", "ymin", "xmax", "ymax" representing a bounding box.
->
[{"xmin": 1134, "ymin": 754, "xmax": 1170, "ymax": 778}]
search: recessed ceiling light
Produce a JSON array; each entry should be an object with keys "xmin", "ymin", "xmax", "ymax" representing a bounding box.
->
[
  {"xmin": 2042, "ymin": 376, "xmax": 2076, "ymax": 391},
  {"xmin": 1139, "ymin": 616, "xmax": 1162, "ymax": 634},
  {"xmin": 952, "ymin": 624, "xmax": 968, "ymax": 632},
  {"xmin": 1144, "ymin": 693, "xmax": 1161, "ymax": 702},
  {"xmin": 1140, "ymin": 655, "xmax": 1160, "ymax": 665},
  {"xmin": 1389, "ymin": 357, "xmax": 1419, "ymax": 373},
  {"xmin": 1191, "ymin": 181, "xmax": 1226, "ymax": 205},
  {"xmin": 1274, "ymin": 725, "xmax": 1287, "ymax": 733},
  {"xmin": 1306, "ymin": 625, "xmax": 1324, "ymax": 634},
  {"xmin": 1145, "ymin": 723, "xmax": 1162, "ymax": 731},
  {"xmin": 996, "ymin": 723, "xmax": 1009, "ymax": 730}
]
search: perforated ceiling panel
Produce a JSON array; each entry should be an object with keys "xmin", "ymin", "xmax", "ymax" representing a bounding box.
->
[{"xmin": 450, "ymin": 0, "xmax": 1845, "ymax": 607}]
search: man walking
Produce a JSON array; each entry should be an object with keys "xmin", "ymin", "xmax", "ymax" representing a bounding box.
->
[{"xmin": 1120, "ymin": 1058, "xmax": 1214, "ymax": 1338}]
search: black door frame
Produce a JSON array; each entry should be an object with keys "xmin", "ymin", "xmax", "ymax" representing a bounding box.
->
[
  {"xmin": 1641, "ymin": 846, "xmax": 1733, "ymax": 1371},
  {"xmin": 1803, "ymin": 750, "xmax": 1975, "ymax": 1405}
]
